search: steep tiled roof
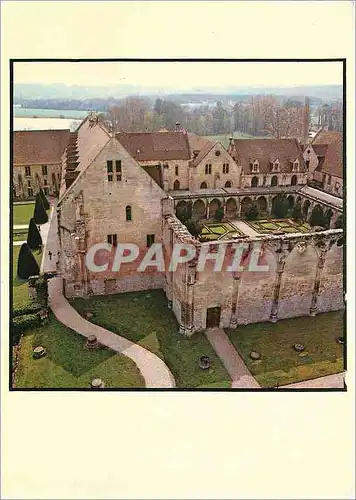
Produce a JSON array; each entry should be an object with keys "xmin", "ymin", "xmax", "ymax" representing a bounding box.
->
[
  {"xmin": 142, "ymin": 165, "xmax": 164, "ymax": 189},
  {"xmin": 312, "ymin": 130, "xmax": 342, "ymax": 146},
  {"xmin": 190, "ymin": 141, "xmax": 217, "ymax": 167},
  {"xmin": 315, "ymin": 134, "xmax": 343, "ymax": 178},
  {"xmin": 14, "ymin": 129, "xmax": 70, "ymax": 165},
  {"xmin": 233, "ymin": 138, "xmax": 306, "ymax": 174},
  {"xmin": 187, "ymin": 133, "xmax": 213, "ymax": 155},
  {"xmin": 311, "ymin": 144, "xmax": 328, "ymax": 157},
  {"xmin": 115, "ymin": 131, "xmax": 190, "ymax": 161}
]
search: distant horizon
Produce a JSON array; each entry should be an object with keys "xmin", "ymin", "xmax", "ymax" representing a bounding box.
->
[{"xmin": 14, "ymin": 61, "xmax": 343, "ymax": 89}]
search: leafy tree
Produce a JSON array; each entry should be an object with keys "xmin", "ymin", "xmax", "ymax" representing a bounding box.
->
[
  {"xmin": 272, "ymin": 195, "xmax": 289, "ymax": 218},
  {"xmin": 215, "ymin": 206, "xmax": 224, "ymax": 222},
  {"xmin": 246, "ymin": 203, "xmax": 259, "ymax": 221},
  {"xmin": 292, "ymin": 201, "xmax": 303, "ymax": 221},
  {"xmin": 176, "ymin": 201, "xmax": 192, "ymax": 224},
  {"xmin": 39, "ymin": 188, "xmax": 50, "ymax": 210},
  {"xmin": 17, "ymin": 243, "xmax": 40, "ymax": 279},
  {"xmin": 27, "ymin": 217, "xmax": 42, "ymax": 249},
  {"xmin": 34, "ymin": 192, "xmax": 48, "ymax": 224},
  {"xmin": 309, "ymin": 205, "xmax": 327, "ymax": 228},
  {"xmin": 185, "ymin": 219, "xmax": 202, "ymax": 238}
]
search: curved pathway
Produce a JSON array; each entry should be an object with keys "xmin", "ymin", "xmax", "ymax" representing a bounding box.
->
[
  {"xmin": 43, "ymin": 199, "xmax": 175, "ymax": 388},
  {"xmin": 49, "ymin": 277, "xmax": 176, "ymax": 388}
]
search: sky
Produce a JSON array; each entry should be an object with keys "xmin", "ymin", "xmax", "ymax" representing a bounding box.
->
[{"xmin": 14, "ymin": 61, "xmax": 343, "ymax": 90}]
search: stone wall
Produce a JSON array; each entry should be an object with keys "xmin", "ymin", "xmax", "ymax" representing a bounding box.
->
[
  {"xmin": 58, "ymin": 136, "xmax": 166, "ymax": 298},
  {"xmin": 189, "ymin": 142, "xmax": 241, "ymax": 190},
  {"xmin": 14, "ymin": 163, "xmax": 61, "ymax": 199},
  {"xmin": 165, "ymin": 227, "xmax": 344, "ymax": 335}
]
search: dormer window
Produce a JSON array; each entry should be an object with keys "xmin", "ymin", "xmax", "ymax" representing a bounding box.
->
[
  {"xmin": 292, "ymin": 159, "xmax": 299, "ymax": 172},
  {"xmin": 251, "ymin": 160, "xmax": 259, "ymax": 173},
  {"xmin": 272, "ymin": 159, "xmax": 280, "ymax": 172}
]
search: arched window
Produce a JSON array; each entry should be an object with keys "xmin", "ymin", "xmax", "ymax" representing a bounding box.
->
[
  {"xmin": 173, "ymin": 180, "xmax": 180, "ymax": 190},
  {"xmin": 225, "ymin": 181, "xmax": 232, "ymax": 188},
  {"xmin": 200, "ymin": 182, "xmax": 208, "ymax": 189},
  {"xmin": 271, "ymin": 175, "xmax": 278, "ymax": 187},
  {"xmin": 291, "ymin": 175, "xmax": 297, "ymax": 186},
  {"xmin": 251, "ymin": 176, "xmax": 258, "ymax": 188},
  {"xmin": 126, "ymin": 205, "xmax": 132, "ymax": 221}
]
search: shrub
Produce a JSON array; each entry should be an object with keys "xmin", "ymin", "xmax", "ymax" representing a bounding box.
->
[
  {"xmin": 292, "ymin": 201, "xmax": 303, "ymax": 221},
  {"xmin": 246, "ymin": 203, "xmax": 259, "ymax": 221},
  {"xmin": 185, "ymin": 219, "xmax": 202, "ymax": 237},
  {"xmin": 13, "ymin": 303, "xmax": 43, "ymax": 318},
  {"xmin": 272, "ymin": 195, "xmax": 289, "ymax": 218},
  {"xmin": 309, "ymin": 205, "xmax": 327, "ymax": 228},
  {"xmin": 12, "ymin": 313, "xmax": 41, "ymax": 345},
  {"xmin": 215, "ymin": 206, "xmax": 224, "ymax": 222},
  {"xmin": 27, "ymin": 217, "xmax": 42, "ymax": 249},
  {"xmin": 39, "ymin": 188, "xmax": 50, "ymax": 210},
  {"xmin": 34, "ymin": 192, "xmax": 48, "ymax": 224},
  {"xmin": 17, "ymin": 243, "xmax": 40, "ymax": 279}
]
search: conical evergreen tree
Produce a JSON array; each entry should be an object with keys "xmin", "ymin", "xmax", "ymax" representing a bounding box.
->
[
  {"xmin": 33, "ymin": 192, "xmax": 48, "ymax": 224},
  {"xmin": 17, "ymin": 243, "xmax": 40, "ymax": 279},
  {"xmin": 39, "ymin": 187, "xmax": 50, "ymax": 210},
  {"xmin": 27, "ymin": 217, "xmax": 42, "ymax": 249}
]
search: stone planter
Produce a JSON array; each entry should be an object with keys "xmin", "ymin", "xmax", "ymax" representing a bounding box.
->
[
  {"xmin": 90, "ymin": 378, "xmax": 105, "ymax": 389},
  {"xmin": 336, "ymin": 337, "xmax": 345, "ymax": 345},
  {"xmin": 33, "ymin": 346, "xmax": 47, "ymax": 359},
  {"xmin": 293, "ymin": 343, "xmax": 305, "ymax": 352},
  {"xmin": 85, "ymin": 335, "xmax": 99, "ymax": 351},
  {"xmin": 250, "ymin": 351, "xmax": 261, "ymax": 360},
  {"xmin": 198, "ymin": 356, "xmax": 211, "ymax": 370}
]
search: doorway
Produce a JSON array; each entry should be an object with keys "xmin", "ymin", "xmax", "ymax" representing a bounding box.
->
[{"xmin": 206, "ymin": 307, "xmax": 221, "ymax": 328}]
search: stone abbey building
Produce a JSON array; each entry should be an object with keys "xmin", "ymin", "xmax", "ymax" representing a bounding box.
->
[{"xmin": 37, "ymin": 114, "xmax": 343, "ymax": 334}]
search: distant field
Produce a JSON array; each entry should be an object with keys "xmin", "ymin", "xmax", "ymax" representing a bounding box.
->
[
  {"xmin": 203, "ymin": 132, "xmax": 260, "ymax": 148},
  {"xmin": 13, "ymin": 107, "xmax": 87, "ymax": 119}
]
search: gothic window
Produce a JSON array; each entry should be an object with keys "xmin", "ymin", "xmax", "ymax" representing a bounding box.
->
[
  {"xmin": 25, "ymin": 166, "xmax": 31, "ymax": 176},
  {"xmin": 147, "ymin": 234, "xmax": 155, "ymax": 247},
  {"xmin": 42, "ymin": 165, "xmax": 48, "ymax": 175},
  {"xmin": 200, "ymin": 182, "xmax": 208, "ymax": 189}
]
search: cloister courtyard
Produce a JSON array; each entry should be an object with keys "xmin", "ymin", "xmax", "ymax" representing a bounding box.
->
[{"xmin": 174, "ymin": 186, "xmax": 343, "ymax": 242}]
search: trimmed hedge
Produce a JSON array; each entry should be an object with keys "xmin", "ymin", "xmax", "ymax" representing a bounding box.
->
[
  {"xmin": 12, "ymin": 313, "xmax": 41, "ymax": 345},
  {"xmin": 13, "ymin": 303, "xmax": 43, "ymax": 318}
]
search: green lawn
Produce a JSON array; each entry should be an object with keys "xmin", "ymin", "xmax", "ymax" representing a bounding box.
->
[
  {"xmin": 226, "ymin": 311, "xmax": 344, "ymax": 387},
  {"xmin": 12, "ymin": 246, "xmax": 43, "ymax": 309},
  {"xmin": 13, "ymin": 229, "xmax": 28, "ymax": 242},
  {"xmin": 70, "ymin": 290, "xmax": 231, "ymax": 388},
  {"xmin": 14, "ymin": 315, "xmax": 144, "ymax": 388},
  {"xmin": 13, "ymin": 202, "xmax": 35, "ymax": 226}
]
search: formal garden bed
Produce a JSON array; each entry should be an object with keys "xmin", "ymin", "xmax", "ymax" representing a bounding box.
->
[
  {"xmin": 225, "ymin": 311, "xmax": 344, "ymax": 388},
  {"xmin": 200, "ymin": 221, "xmax": 245, "ymax": 241},
  {"xmin": 244, "ymin": 218, "xmax": 311, "ymax": 234},
  {"xmin": 70, "ymin": 290, "xmax": 231, "ymax": 388}
]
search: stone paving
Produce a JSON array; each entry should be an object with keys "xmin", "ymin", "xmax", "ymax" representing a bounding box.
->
[
  {"xmin": 278, "ymin": 373, "xmax": 345, "ymax": 389},
  {"xmin": 44, "ymin": 204, "xmax": 175, "ymax": 388},
  {"xmin": 205, "ymin": 328, "xmax": 260, "ymax": 388},
  {"xmin": 230, "ymin": 219, "xmax": 260, "ymax": 237}
]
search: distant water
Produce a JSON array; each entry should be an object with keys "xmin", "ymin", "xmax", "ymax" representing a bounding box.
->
[
  {"xmin": 14, "ymin": 107, "xmax": 87, "ymax": 119},
  {"xmin": 14, "ymin": 117, "xmax": 82, "ymax": 131}
]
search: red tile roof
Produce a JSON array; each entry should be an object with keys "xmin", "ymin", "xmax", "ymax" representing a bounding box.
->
[
  {"xmin": 14, "ymin": 129, "xmax": 70, "ymax": 165},
  {"xmin": 232, "ymin": 138, "xmax": 306, "ymax": 174},
  {"xmin": 115, "ymin": 131, "xmax": 191, "ymax": 162},
  {"xmin": 315, "ymin": 134, "xmax": 343, "ymax": 178},
  {"xmin": 312, "ymin": 130, "xmax": 342, "ymax": 145}
]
